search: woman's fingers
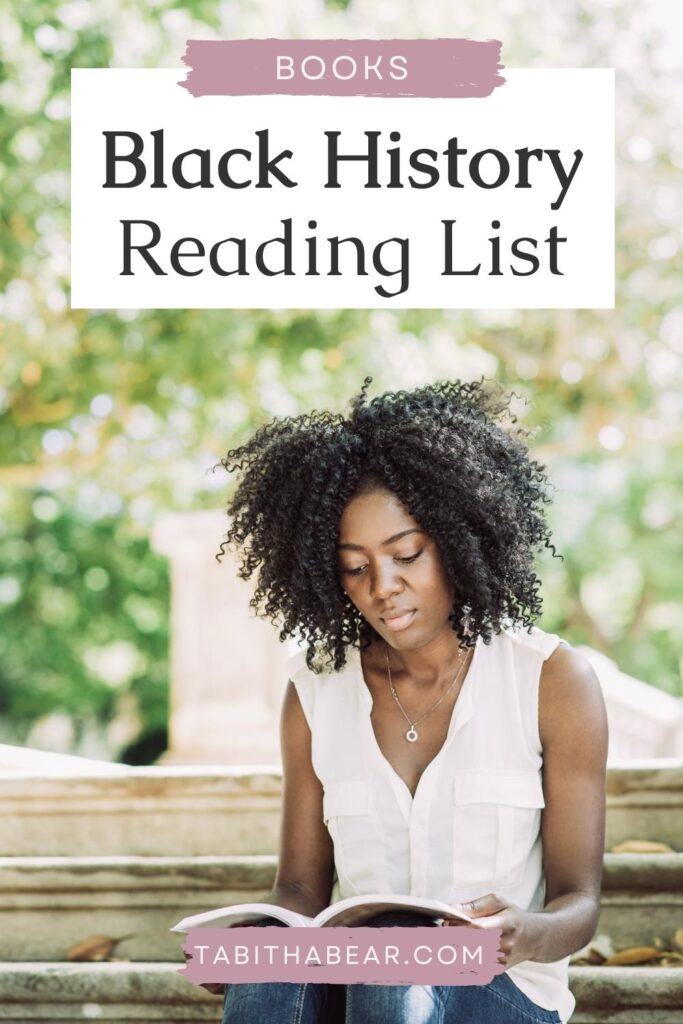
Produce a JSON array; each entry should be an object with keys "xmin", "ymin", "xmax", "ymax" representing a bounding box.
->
[
  {"xmin": 200, "ymin": 983, "xmax": 226, "ymax": 995},
  {"xmin": 184, "ymin": 950, "xmax": 226, "ymax": 994}
]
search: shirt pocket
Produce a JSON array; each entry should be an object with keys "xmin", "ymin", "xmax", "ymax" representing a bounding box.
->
[
  {"xmin": 452, "ymin": 769, "xmax": 545, "ymax": 889},
  {"xmin": 323, "ymin": 780, "xmax": 375, "ymax": 896}
]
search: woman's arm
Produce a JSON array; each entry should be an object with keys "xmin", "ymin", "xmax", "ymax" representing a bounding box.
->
[
  {"xmin": 193, "ymin": 682, "xmax": 333, "ymax": 997},
  {"xmin": 258, "ymin": 680, "xmax": 335, "ymax": 918},
  {"xmin": 529, "ymin": 643, "xmax": 609, "ymax": 960},
  {"xmin": 449, "ymin": 644, "xmax": 609, "ymax": 967}
]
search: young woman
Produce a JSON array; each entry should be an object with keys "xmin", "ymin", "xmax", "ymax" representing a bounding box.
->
[{"xmin": 216, "ymin": 378, "xmax": 608, "ymax": 1023}]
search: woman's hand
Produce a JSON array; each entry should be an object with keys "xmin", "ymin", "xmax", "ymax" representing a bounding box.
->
[
  {"xmin": 441, "ymin": 892, "xmax": 540, "ymax": 969},
  {"xmin": 181, "ymin": 918, "xmax": 273, "ymax": 997},
  {"xmin": 199, "ymin": 981, "xmax": 226, "ymax": 996},
  {"xmin": 182, "ymin": 950, "xmax": 225, "ymax": 996}
]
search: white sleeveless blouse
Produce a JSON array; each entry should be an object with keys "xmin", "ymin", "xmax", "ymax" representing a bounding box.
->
[{"xmin": 291, "ymin": 625, "xmax": 575, "ymax": 1023}]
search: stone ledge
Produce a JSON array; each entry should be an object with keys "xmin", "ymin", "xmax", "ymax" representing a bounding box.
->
[
  {"xmin": 597, "ymin": 855, "xmax": 683, "ymax": 949},
  {"xmin": 606, "ymin": 761, "xmax": 683, "ymax": 794},
  {"xmin": 606, "ymin": 763, "xmax": 683, "ymax": 851},
  {"xmin": 2, "ymin": 759, "xmax": 681, "ymax": 788},
  {"xmin": 1, "ymin": 852, "xmax": 680, "ymax": 960},
  {"xmin": 0, "ymin": 745, "xmax": 130, "ymax": 777},
  {"xmin": 569, "ymin": 965, "xmax": 683, "ymax": 1022},
  {"xmin": 0, "ymin": 764, "xmax": 283, "ymax": 790},
  {"xmin": 0, "ymin": 855, "xmax": 278, "ymax": 892},
  {"xmin": 0, "ymin": 856, "xmax": 278, "ymax": 962},
  {"xmin": 2, "ymin": 853, "xmax": 681, "ymax": 961},
  {"xmin": 0, "ymin": 770, "xmax": 283, "ymax": 858},
  {"xmin": 0, "ymin": 964, "xmax": 680, "ymax": 1024},
  {"xmin": 2, "ymin": 851, "xmax": 681, "ymax": 893},
  {"xmin": 2, "ymin": 763, "xmax": 682, "ymax": 857},
  {"xmin": 0, "ymin": 962, "xmax": 217, "ymax": 1022},
  {"xmin": 602, "ymin": 852, "xmax": 683, "ymax": 888}
]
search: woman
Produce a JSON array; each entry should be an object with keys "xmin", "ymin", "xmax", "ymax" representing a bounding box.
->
[{"xmin": 216, "ymin": 378, "xmax": 608, "ymax": 1023}]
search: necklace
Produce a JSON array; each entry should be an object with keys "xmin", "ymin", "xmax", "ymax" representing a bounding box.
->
[{"xmin": 385, "ymin": 643, "xmax": 469, "ymax": 743}]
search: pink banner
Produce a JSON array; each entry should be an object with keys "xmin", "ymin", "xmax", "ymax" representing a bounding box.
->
[
  {"xmin": 180, "ymin": 39, "xmax": 505, "ymax": 98},
  {"xmin": 180, "ymin": 926, "xmax": 504, "ymax": 986}
]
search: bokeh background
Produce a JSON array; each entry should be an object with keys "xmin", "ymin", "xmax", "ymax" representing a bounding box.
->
[{"xmin": 0, "ymin": 0, "xmax": 681, "ymax": 764}]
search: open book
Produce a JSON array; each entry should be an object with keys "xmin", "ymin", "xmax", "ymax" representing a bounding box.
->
[{"xmin": 170, "ymin": 893, "xmax": 473, "ymax": 933}]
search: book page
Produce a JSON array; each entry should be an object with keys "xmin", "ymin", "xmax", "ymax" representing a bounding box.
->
[
  {"xmin": 315, "ymin": 894, "xmax": 473, "ymax": 928},
  {"xmin": 171, "ymin": 902, "xmax": 312, "ymax": 933}
]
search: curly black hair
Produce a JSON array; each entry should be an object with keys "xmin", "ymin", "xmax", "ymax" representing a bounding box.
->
[{"xmin": 218, "ymin": 378, "xmax": 557, "ymax": 672}]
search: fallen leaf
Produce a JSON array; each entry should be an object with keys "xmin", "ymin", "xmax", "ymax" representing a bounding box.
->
[
  {"xmin": 660, "ymin": 952, "xmax": 683, "ymax": 964},
  {"xmin": 674, "ymin": 929, "xmax": 683, "ymax": 953},
  {"xmin": 67, "ymin": 936, "xmax": 116, "ymax": 962},
  {"xmin": 605, "ymin": 946, "xmax": 663, "ymax": 966},
  {"xmin": 589, "ymin": 934, "xmax": 616, "ymax": 960},
  {"xmin": 66, "ymin": 934, "xmax": 134, "ymax": 962},
  {"xmin": 570, "ymin": 933, "xmax": 615, "ymax": 965},
  {"xmin": 610, "ymin": 839, "xmax": 675, "ymax": 854}
]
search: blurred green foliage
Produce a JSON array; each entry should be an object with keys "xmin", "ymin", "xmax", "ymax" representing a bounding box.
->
[{"xmin": 0, "ymin": 0, "xmax": 681, "ymax": 761}]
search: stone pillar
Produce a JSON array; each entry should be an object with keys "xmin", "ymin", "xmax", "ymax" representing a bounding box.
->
[{"xmin": 152, "ymin": 511, "xmax": 287, "ymax": 765}]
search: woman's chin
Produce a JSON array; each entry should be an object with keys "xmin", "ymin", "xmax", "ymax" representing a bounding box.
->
[{"xmin": 379, "ymin": 618, "xmax": 456, "ymax": 652}]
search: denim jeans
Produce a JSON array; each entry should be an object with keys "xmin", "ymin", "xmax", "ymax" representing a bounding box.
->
[{"xmin": 221, "ymin": 912, "xmax": 563, "ymax": 1024}]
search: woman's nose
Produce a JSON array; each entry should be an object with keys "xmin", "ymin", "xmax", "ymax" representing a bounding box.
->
[{"xmin": 370, "ymin": 563, "xmax": 402, "ymax": 601}]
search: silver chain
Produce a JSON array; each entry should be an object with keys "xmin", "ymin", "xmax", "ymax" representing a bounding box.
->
[{"xmin": 385, "ymin": 643, "xmax": 469, "ymax": 743}]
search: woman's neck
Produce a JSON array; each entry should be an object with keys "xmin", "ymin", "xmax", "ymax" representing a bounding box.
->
[{"xmin": 367, "ymin": 628, "xmax": 470, "ymax": 691}]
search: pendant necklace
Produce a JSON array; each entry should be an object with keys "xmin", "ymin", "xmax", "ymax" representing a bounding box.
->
[{"xmin": 385, "ymin": 643, "xmax": 469, "ymax": 743}]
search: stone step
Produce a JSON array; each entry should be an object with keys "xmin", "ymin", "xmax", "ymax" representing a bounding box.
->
[
  {"xmin": 0, "ymin": 964, "xmax": 680, "ymax": 1023},
  {"xmin": 605, "ymin": 761, "xmax": 683, "ymax": 851},
  {"xmin": 0, "ymin": 855, "xmax": 275, "ymax": 962},
  {"xmin": 569, "ymin": 966, "xmax": 683, "ymax": 1023},
  {"xmin": 2, "ymin": 761, "xmax": 682, "ymax": 858},
  {"xmin": 1, "ymin": 853, "xmax": 681, "ymax": 962},
  {"xmin": 600, "ymin": 852, "xmax": 683, "ymax": 948},
  {"xmin": 0, "ymin": 766, "xmax": 282, "ymax": 858}
]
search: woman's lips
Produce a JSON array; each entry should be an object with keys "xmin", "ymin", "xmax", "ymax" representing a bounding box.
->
[{"xmin": 381, "ymin": 610, "xmax": 416, "ymax": 632}]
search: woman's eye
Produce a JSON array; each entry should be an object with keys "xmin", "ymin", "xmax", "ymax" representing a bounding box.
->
[
  {"xmin": 342, "ymin": 552, "xmax": 421, "ymax": 576},
  {"xmin": 343, "ymin": 564, "xmax": 367, "ymax": 576},
  {"xmin": 396, "ymin": 552, "xmax": 421, "ymax": 564}
]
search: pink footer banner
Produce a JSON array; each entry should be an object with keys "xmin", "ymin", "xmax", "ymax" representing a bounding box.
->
[
  {"xmin": 180, "ymin": 926, "xmax": 505, "ymax": 985},
  {"xmin": 180, "ymin": 39, "xmax": 505, "ymax": 98}
]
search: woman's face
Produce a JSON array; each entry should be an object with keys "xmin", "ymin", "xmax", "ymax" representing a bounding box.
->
[{"xmin": 337, "ymin": 487, "xmax": 455, "ymax": 651}]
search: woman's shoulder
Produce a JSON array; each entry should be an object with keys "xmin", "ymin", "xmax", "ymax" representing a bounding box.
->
[
  {"xmin": 287, "ymin": 645, "xmax": 357, "ymax": 728},
  {"xmin": 499, "ymin": 627, "xmax": 603, "ymax": 705},
  {"xmin": 287, "ymin": 646, "xmax": 356, "ymax": 684},
  {"xmin": 287, "ymin": 647, "xmax": 312, "ymax": 684},
  {"xmin": 499, "ymin": 623, "xmax": 564, "ymax": 661},
  {"xmin": 537, "ymin": 643, "xmax": 607, "ymax": 751}
]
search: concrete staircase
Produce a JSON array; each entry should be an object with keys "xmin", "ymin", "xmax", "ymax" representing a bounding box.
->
[{"xmin": 1, "ymin": 761, "xmax": 682, "ymax": 1022}]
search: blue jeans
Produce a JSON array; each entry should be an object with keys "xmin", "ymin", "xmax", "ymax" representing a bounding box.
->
[{"xmin": 221, "ymin": 912, "xmax": 563, "ymax": 1024}]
